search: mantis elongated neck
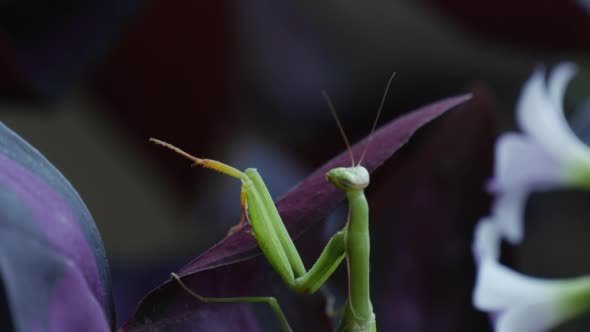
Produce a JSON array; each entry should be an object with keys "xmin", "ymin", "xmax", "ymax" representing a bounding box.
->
[
  {"xmin": 347, "ymin": 190, "xmax": 369, "ymax": 233},
  {"xmin": 345, "ymin": 189, "xmax": 373, "ymax": 321}
]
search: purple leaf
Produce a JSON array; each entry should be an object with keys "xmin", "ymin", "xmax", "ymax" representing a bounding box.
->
[
  {"xmin": 123, "ymin": 93, "xmax": 473, "ymax": 331},
  {"xmin": 0, "ymin": 123, "xmax": 113, "ymax": 331},
  {"xmin": 181, "ymin": 94, "xmax": 473, "ymax": 276}
]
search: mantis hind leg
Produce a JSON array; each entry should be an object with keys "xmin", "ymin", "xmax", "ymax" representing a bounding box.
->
[{"xmin": 171, "ymin": 273, "xmax": 293, "ymax": 332}]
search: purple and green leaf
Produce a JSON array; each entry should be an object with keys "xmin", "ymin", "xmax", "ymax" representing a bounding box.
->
[
  {"xmin": 123, "ymin": 91, "xmax": 494, "ymax": 331},
  {"xmin": 0, "ymin": 123, "xmax": 113, "ymax": 331}
]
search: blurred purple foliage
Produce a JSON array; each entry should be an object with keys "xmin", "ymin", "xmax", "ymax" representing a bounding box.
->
[{"xmin": 0, "ymin": 122, "xmax": 113, "ymax": 331}]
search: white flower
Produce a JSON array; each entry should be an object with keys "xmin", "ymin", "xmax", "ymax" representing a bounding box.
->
[
  {"xmin": 489, "ymin": 63, "xmax": 590, "ymax": 243},
  {"xmin": 475, "ymin": 66, "xmax": 590, "ymax": 331},
  {"xmin": 472, "ymin": 220, "xmax": 590, "ymax": 332}
]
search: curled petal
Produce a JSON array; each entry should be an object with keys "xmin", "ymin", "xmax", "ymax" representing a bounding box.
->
[
  {"xmin": 547, "ymin": 63, "xmax": 577, "ymax": 110},
  {"xmin": 491, "ymin": 133, "xmax": 565, "ymax": 192},
  {"xmin": 517, "ymin": 64, "xmax": 590, "ymax": 166},
  {"xmin": 474, "ymin": 260, "xmax": 559, "ymax": 310},
  {"xmin": 474, "ymin": 258, "xmax": 590, "ymax": 332},
  {"xmin": 496, "ymin": 301, "xmax": 562, "ymax": 332},
  {"xmin": 490, "ymin": 133, "xmax": 567, "ymax": 242},
  {"xmin": 472, "ymin": 219, "xmax": 501, "ymax": 264},
  {"xmin": 490, "ymin": 190, "xmax": 528, "ymax": 244}
]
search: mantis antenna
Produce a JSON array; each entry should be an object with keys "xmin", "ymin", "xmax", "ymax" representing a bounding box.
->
[
  {"xmin": 358, "ymin": 72, "xmax": 396, "ymax": 165},
  {"xmin": 322, "ymin": 90, "xmax": 355, "ymax": 167}
]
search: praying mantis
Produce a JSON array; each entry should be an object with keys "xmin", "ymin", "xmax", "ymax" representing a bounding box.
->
[{"xmin": 151, "ymin": 74, "xmax": 395, "ymax": 332}]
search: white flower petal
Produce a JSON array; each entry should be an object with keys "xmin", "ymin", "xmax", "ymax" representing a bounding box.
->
[
  {"xmin": 473, "ymin": 219, "xmax": 501, "ymax": 263},
  {"xmin": 516, "ymin": 65, "xmax": 585, "ymax": 164},
  {"xmin": 496, "ymin": 302, "xmax": 562, "ymax": 332},
  {"xmin": 475, "ymin": 259, "xmax": 590, "ymax": 332},
  {"xmin": 490, "ymin": 190, "xmax": 528, "ymax": 244},
  {"xmin": 547, "ymin": 62, "xmax": 577, "ymax": 110},
  {"xmin": 491, "ymin": 133, "xmax": 565, "ymax": 192},
  {"xmin": 474, "ymin": 260, "xmax": 561, "ymax": 310},
  {"xmin": 490, "ymin": 133, "xmax": 572, "ymax": 243}
]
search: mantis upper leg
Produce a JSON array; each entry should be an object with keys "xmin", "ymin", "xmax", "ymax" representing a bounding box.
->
[{"xmin": 243, "ymin": 169, "xmax": 347, "ymax": 294}]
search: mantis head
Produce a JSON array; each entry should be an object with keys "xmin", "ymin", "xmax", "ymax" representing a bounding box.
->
[
  {"xmin": 326, "ymin": 166, "xmax": 370, "ymax": 191},
  {"xmin": 323, "ymin": 72, "xmax": 394, "ymax": 192}
]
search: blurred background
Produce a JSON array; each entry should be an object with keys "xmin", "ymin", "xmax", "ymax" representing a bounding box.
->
[{"xmin": 0, "ymin": 0, "xmax": 589, "ymax": 330}]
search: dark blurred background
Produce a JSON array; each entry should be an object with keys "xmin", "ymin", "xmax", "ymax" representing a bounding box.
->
[{"xmin": 0, "ymin": 0, "xmax": 589, "ymax": 331}]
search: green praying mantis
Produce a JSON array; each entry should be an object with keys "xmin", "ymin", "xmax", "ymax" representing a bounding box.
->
[{"xmin": 151, "ymin": 74, "xmax": 395, "ymax": 332}]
